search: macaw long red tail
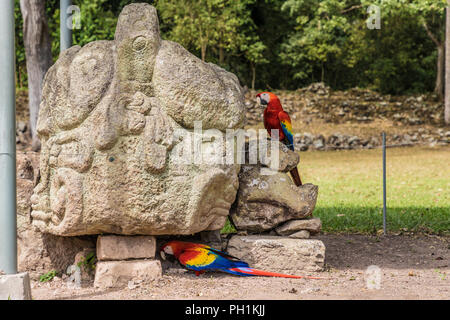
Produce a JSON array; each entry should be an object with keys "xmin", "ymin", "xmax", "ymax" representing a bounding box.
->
[
  {"xmin": 227, "ymin": 267, "xmax": 323, "ymax": 280},
  {"xmin": 290, "ymin": 167, "xmax": 302, "ymax": 186}
]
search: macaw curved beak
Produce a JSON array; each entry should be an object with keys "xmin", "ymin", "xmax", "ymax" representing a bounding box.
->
[
  {"xmin": 159, "ymin": 243, "xmax": 176, "ymax": 262},
  {"xmin": 256, "ymin": 93, "xmax": 268, "ymax": 106},
  {"xmin": 159, "ymin": 249, "xmax": 176, "ymax": 263}
]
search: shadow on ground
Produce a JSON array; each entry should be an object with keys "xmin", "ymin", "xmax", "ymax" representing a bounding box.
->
[{"xmin": 317, "ymin": 233, "xmax": 449, "ymax": 270}]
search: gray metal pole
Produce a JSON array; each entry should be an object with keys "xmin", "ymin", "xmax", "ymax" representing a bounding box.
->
[
  {"xmin": 382, "ymin": 132, "xmax": 387, "ymax": 235},
  {"xmin": 0, "ymin": 0, "xmax": 17, "ymax": 274},
  {"xmin": 60, "ymin": 0, "xmax": 73, "ymax": 52}
]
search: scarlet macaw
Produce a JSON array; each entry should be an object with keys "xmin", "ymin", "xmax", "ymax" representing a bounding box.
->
[
  {"xmin": 257, "ymin": 91, "xmax": 302, "ymax": 186},
  {"xmin": 160, "ymin": 241, "xmax": 322, "ymax": 279}
]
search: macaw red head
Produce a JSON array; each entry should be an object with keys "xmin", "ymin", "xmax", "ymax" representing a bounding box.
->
[
  {"xmin": 160, "ymin": 241, "xmax": 181, "ymax": 260},
  {"xmin": 256, "ymin": 92, "xmax": 281, "ymax": 108}
]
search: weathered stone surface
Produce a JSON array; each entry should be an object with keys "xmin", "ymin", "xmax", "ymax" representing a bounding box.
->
[
  {"xmin": 97, "ymin": 235, "xmax": 156, "ymax": 260},
  {"xmin": 16, "ymin": 153, "xmax": 96, "ymax": 278},
  {"xmin": 231, "ymin": 179, "xmax": 318, "ymax": 233},
  {"xmin": 17, "ymin": 178, "xmax": 34, "ymax": 232},
  {"xmin": 153, "ymin": 40, "xmax": 245, "ymax": 130},
  {"xmin": 18, "ymin": 229, "xmax": 96, "ymax": 279},
  {"xmin": 0, "ymin": 273, "xmax": 32, "ymax": 300},
  {"xmin": 94, "ymin": 260, "xmax": 162, "ymax": 288},
  {"xmin": 16, "ymin": 153, "xmax": 38, "ymax": 233},
  {"xmin": 288, "ymin": 230, "xmax": 310, "ymax": 239},
  {"xmin": 200, "ymin": 230, "xmax": 222, "ymax": 243},
  {"xmin": 231, "ymin": 155, "xmax": 318, "ymax": 232},
  {"xmin": 275, "ymin": 218, "xmax": 322, "ymax": 236},
  {"xmin": 31, "ymin": 3, "xmax": 244, "ymax": 236},
  {"xmin": 231, "ymin": 138, "xmax": 318, "ymax": 233},
  {"xmin": 227, "ymin": 236, "xmax": 325, "ymax": 273},
  {"xmin": 72, "ymin": 248, "xmax": 97, "ymax": 282},
  {"xmin": 248, "ymin": 139, "xmax": 299, "ymax": 173}
]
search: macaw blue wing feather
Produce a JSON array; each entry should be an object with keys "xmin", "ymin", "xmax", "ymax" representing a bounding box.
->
[{"xmin": 278, "ymin": 111, "xmax": 294, "ymax": 151}]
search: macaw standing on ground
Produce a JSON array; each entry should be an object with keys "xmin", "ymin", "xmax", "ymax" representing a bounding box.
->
[
  {"xmin": 256, "ymin": 91, "xmax": 302, "ymax": 186},
  {"xmin": 160, "ymin": 241, "xmax": 322, "ymax": 279}
]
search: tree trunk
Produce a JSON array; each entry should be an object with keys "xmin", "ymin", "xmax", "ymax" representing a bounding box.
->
[
  {"xmin": 436, "ymin": 44, "xmax": 445, "ymax": 100},
  {"xmin": 423, "ymin": 21, "xmax": 444, "ymax": 100},
  {"xmin": 219, "ymin": 46, "xmax": 224, "ymax": 65},
  {"xmin": 251, "ymin": 62, "xmax": 256, "ymax": 90},
  {"xmin": 20, "ymin": 0, "xmax": 53, "ymax": 151},
  {"xmin": 321, "ymin": 63, "xmax": 325, "ymax": 83},
  {"xmin": 201, "ymin": 43, "xmax": 207, "ymax": 62},
  {"xmin": 445, "ymin": 4, "xmax": 450, "ymax": 124}
]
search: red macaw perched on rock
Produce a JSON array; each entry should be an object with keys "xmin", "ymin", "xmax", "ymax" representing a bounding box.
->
[
  {"xmin": 160, "ymin": 241, "xmax": 322, "ymax": 279},
  {"xmin": 257, "ymin": 92, "xmax": 302, "ymax": 186}
]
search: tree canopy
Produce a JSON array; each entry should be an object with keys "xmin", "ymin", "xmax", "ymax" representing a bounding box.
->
[{"xmin": 13, "ymin": 0, "xmax": 448, "ymax": 95}]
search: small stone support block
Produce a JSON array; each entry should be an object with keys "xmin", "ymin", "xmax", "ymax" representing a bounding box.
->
[
  {"xmin": 94, "ymin": 260, "xmax": 162, "ymax": 288},
  {"xmin": 227, "ymin": 235, "xmax": 325, "ymax": 273},
  {"xmin": 0, "ymin": 272, "xmax": 32, "ymax": 300},
  {"xmin": 97, "ymin": 235, "xmax": 156, "ymax": 261}
]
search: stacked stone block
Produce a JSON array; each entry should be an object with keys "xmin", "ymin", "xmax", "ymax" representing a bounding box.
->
[{"xmin": 94, "ymin": 235, "xmax": 161, "ymax": 288}]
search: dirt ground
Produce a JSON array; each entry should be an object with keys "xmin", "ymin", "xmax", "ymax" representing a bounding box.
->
[{"xmin": 30, "ymin": 234, "xmax": 449, "ymax": 300}]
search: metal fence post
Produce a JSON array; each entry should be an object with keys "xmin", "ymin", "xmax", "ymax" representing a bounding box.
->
[
  {"xmin": 60, "ymin": 0, "xmax": 73, "ymax": 52},
  {"xmin": 382, "ymin": 132, "xmax": 387, "ymax": 235},
  {"xmin": 0, "ymin": 0, "xmax": 17, "ymax": 274}
]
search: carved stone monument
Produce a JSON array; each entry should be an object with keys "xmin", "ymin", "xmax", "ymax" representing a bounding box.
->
[
  {"xmin": 31, "ymin": 3, "xmax": 245, "ymax": 236},
  {"xmin": 22, "ymin": 3, "xmax": 324, "ymax": 282}
]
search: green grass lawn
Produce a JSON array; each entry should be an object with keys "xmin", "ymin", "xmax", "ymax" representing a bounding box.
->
[
  {"xmin": 223, "ymin": 146, "xmax": 450, "ymax": 235},
  {"xmin": 301, "ymin": 146, "xmax": 450, "ymax": 235}
]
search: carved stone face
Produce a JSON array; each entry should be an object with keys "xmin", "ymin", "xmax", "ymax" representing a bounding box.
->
[{"xmin": 31, "ymin": 4, "xmax": 245, "ymax": 236}]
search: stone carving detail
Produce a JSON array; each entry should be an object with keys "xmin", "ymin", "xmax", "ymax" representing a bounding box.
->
[{"xmin": 31, "ymin": 3, "xmax": 245, "ymax": 236}]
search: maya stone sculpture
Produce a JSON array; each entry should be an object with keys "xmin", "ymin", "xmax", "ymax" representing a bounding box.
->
[
  {"xmin": 30, "ymin": 3, "xmax": 320, "ymax": 239},
  {"xmin": 30, "ymin": 3, "xmax": 245, "ymax": 236}
]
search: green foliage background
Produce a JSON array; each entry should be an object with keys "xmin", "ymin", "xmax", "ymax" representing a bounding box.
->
[{"xmin": 13, "ymin": 0, "xmax": 447, "ymax": 95}]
